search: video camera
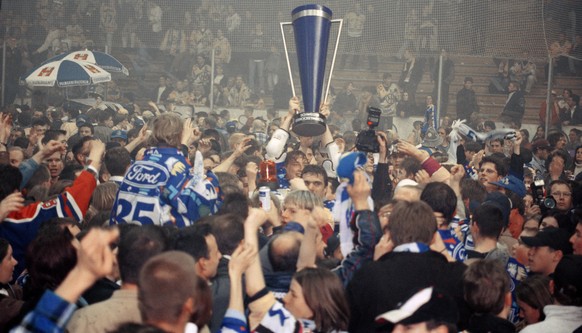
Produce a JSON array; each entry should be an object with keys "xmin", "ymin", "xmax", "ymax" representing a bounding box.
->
[
  {"xmin": 355, "ymin": 107, "xmax": 383, "ymax": 153},
  {"xmin": 530, "ymin": 179, "xmax": 556, "ymax": 214}
]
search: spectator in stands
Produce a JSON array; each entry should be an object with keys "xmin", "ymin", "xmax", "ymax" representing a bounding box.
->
[
  {"xmin": 146, "ymin": 0, "xmax": 163, "ymax": 48},
  {"xmin": 510, "ymin": 51, "xmax": 537, "ymax": 94},
  {"xmin": 340, "ymin": 3, "xmax": 366, "ymax": 69},
  {"xmin": 562, "ymin": 95, "xmax": 582, "ymax": 126},
  {"xmin": 489, "ymin": 59, "xmax": 511, "ymax": 94},
  {"xmin": 399, "ymin": 48, "xmax": 425, "ymax": 108},
  {"xmin": 213, "ymin": 29, "xmax": 231, "ymax": 65},
  {"xmin": 248, "ymin": 23, "xmax": 267, "ymax": 94},
  {"xmin": 376, "ymin": 73, "xmax": 401, "ymax": 117},
  {"xmin": 456, "ymin": 76, "xmax": 479, "ymax": 122},
  {"xmin": 99, "ymin": 0, "xmax": 118, "ymax": 53},
  {"xmin": 334, "ymin": 82, "xmax": 358, "ymax": 113},
  {"xmin": 500, "ymin": 81, "xmax": 526, "ymax": 127},
  {"xmin": 549, "ymin": 32, "xmax": 573, "ymax": 77},
  {"xmin": 539, "ymin": 90, "xmax": 562, "ymax": 129}
]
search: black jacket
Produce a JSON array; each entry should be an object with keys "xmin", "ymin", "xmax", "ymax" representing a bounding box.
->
[
  {"xmin": 465, "ymin": 313, "xmax": 515, "ymax": 333},
  {"xmin": 347, "ymin": 250, "xmax": 470, "ymax": 333},
  {"xmin": 501, "ymin": 90, "xmax": 526, "ymax": 122}
]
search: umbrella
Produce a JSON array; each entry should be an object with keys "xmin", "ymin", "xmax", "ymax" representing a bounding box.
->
[
  {"xmin": 23, "ymin": 59, "xmax": 111, "ymax": 87},
  {"xmin": 42, "ymin": 50, "xmax": 129, "ymax": 75}
]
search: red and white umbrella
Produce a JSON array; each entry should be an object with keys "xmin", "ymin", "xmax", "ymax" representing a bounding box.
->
[{"xmin": 23, "ymin": 59, "xmax": 112, "ymax": 87}]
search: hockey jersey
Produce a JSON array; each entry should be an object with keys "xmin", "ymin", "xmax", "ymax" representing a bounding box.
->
[
  {"xmin": 110, "ymin": 147, "xmax": 219, "ymax": 228},
  {"xmin": 0, "ymin": 171, "xmax": 96, "ymax": 278}
]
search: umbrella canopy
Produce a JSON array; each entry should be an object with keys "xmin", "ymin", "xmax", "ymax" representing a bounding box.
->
[
  {"xmin": 43, "ymin": 50, "xmax": 129, "ymax": 75},
  {"xmin": 24, "ymin": 59, "xmax": 112, "ymax": 87}
]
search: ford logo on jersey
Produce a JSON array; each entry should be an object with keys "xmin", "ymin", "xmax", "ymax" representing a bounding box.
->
[{"xmin": 124, "ymin": 162, "xmax": 169, "ymax": 188}]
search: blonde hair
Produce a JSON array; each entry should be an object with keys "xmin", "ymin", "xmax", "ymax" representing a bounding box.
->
[
  {"xmin": 283, "ymin": 190, "xmax": 323, "ymax": 211},
  {"xmin": 148, "ymin": 113, "xmax": 183, "ymax": 148}
]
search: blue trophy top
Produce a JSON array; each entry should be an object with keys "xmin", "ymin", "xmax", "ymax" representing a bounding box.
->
[{"xmin": 292, "ymin": 4, "xmax": 332, "ymax": 21}]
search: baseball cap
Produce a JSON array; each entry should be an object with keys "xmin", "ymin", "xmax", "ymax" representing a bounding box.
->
[
  {"xmin": 111, "ymin": 130, "xmax": 127, "ymax": 140},
  {"xmin": 375, "ymin": 287, "xmax": 459, "ymax": 327},
  {"xmin": 521, "ymin": 227, "xmax": 573, "ymax": 254},
  {"xmin": 481, "ymin": 192, "xmax": 511, "ymax": 227},
  {"xmin": 531, "ymin": 139, "xmax": 550, "ymax": 150},
  {"xmin": 553, "ymin": 255, "xmax": 582, "ymax": 300},
  {"xmin": 76, "ymin": 114, "xmax": 90, "ymax": 127},
  {"xmin": 490, "ymin": 175, "xmax": 526, "ymax": 198}
]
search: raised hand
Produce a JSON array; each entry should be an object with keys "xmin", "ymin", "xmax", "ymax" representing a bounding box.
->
[
  {"xmin": 347, "ymin": 170, "xmax": 371, "ymax": 211},
  {"xmin": 0, "ymin": 192, "xmax": 25, "ymax": 221}
]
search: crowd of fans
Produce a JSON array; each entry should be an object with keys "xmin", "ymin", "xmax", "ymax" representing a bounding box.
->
[
  {"xmin": 0, "ymin": 86, "xmax": 581, "ymax": 333},
  {"xmin": 1, "ymin": 1, "xmax": 582, "ymax": 333}
]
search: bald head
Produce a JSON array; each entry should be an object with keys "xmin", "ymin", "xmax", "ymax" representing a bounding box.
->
[{"xmin": 269, "ymin": 231, "xmax": 303, "ymax": 273}]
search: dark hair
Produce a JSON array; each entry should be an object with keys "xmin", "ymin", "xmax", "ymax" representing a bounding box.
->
[
  {"xmin": 78, "ymin": 122, "xmax": 94, "ymax": 134},
  {"xmin": 31, "ymin": 116, "xmax": 50, "ymax": 128},
  {"xmin": 104, "ymin": 147, "xmax": 132, "ymax": 177},
  {"xmin": 118, "ymin": 225, "xmax": 168, "ymax": 284},
  {"xmin": 479, "ymin": 156, "xmax": 508, "ymax": 177},
  {"xmin": 400, "ymin": 157, "xmax": 422, "ymax": 179},
  {"xmin": 464, "ymin": 141, "xmax": 482, "ymax": 153},
  {"xmin": 545, "ymin": 149, "xmax": 569, "ymax": 172},
  {"xmin": 110, "ymin": 323, "xmax": 167, "ymax": 333},
  {"xmin": 41, "ymin": 129, "xmax": 66, "ymax": 145},
  {"xmin": 285, "ymin": 150, "xmax": 307, "ymax": 166},
  {"xmin": 293, "ymin": 267, "xmax": 350, "ymax": 331},
  {"xmin": 24, "ymin": 226, "xmax": 77, "ymax": 300},
  {"xmin": 463, "ymin": 259, "xmax": 510, "ymax": 315},
  {"xmin": 207, "ymin": 214, "xmax": 244, "ymax": 255},
  {"xmin": 302, "ymin": 164, "xmax": 329, "ymax": 187},
  {"xmin": 0, "ymin": 164, "xmax": 23, "ymax": 201},
  {"xmin": 72, "ymin": 136, "xmax": 94, "ymax": 158},
  {"xmin": 421, "ymin": 182, "xmax": 457, "ymax": 222},
  {"xmin": 515, "ymin": 275, "xmax": 553, "ymax": 322},
  {"xmin": 97, "ymin": 109, "xmax": 114, "ymax": 123},
  {"xmin": 269, "ymin": 231, "xmax": 302, "ymax": 272},
  {"xmin": 547, "ymin": 132, "xmax": 566, "ymax": 148},
  {"xmin": 460, "ymin": 179, "xmax": 487, "ymax": 202},
  {"xmin": 173, "ymin": 226, "xmax": 209, "ymax": 261},
  {"xmin": 483, "ymin": 120, "xmax": 496, "ymax": 130},
  {"xmin": 218, "ymin": 192, "xmax": 249, "ymax": 218},
  {"xmin": 473, "ymin": 204, "xmax": 504, "ymax": 239},
  {"xmin": 59, "ymin": 162, "xmax": 84, "ymax": 181},
  {"xmin": 0, "ymin": 238, "xmax": 9, "ymax": 263}
]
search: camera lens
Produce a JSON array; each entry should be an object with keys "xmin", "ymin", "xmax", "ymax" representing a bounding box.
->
[{"xmin": 543, "ymin": 197, "xmax": 556, "ymax": 209}]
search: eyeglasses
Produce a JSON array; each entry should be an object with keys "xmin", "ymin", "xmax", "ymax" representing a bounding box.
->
[{"xmin": 552, "ymin": 192, "xmax": 571, "ymax": 198}]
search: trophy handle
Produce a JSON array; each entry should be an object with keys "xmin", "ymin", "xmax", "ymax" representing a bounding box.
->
[
  {"xmin": 280, "ymin": 18, "xmax": 343, "ymax": 103},
  {"xmin": 324, "ymin": 18, "xmax": 343, "ymax": 104},
  {"xmin": 280, "ymin": 22, "xmax": 296, "ymax": 97}
]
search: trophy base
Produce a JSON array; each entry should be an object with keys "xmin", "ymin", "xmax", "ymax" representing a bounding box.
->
[{"xmin": 292, "ymin": 113, "xmax": 326, "ymax": 137}]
